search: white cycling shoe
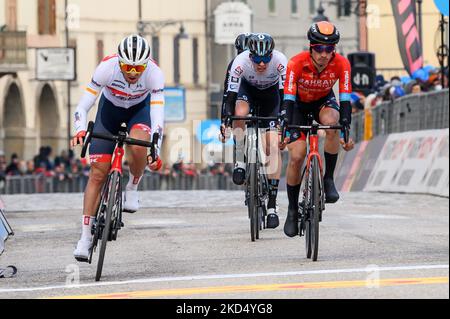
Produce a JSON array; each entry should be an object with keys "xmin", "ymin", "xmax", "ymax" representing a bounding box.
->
[
  {"xmin": 123, "ymin": 190, "xmax": 139, "ymax": 213},
  {"xmin": 73, "ymin": 239, "xmax": 92, "ymax": 263}
]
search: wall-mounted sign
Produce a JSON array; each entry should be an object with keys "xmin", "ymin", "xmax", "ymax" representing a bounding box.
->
[
  {"xmin": 165, "ymin": 87, "xmax": 186, "ymax": 122},
  {"xmin": 214, "ymin": 2, "xmax": 252, "ymax": 45},
  {"xmin": 36, "ymin": 48, "xmax": 76, "ymax": 81}
]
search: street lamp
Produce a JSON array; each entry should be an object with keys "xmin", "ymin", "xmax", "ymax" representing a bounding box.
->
[{"xmin": 313, "ymin": 2, "xmax": 329, "ymax": 22}]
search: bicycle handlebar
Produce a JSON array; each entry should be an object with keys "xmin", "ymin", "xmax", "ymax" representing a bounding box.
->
[
  {"xmin": 80, "ymin": 121, "xmax": 160, "ymax": 162},
  {"xmin": 227, "ymin": 116, "xmax": 281, "ymax": 122},
  {"xmin": 286, "ymin": 124, "xmax": 350, "ymax": 144}
]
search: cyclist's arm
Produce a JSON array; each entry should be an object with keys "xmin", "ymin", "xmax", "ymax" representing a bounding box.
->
[
  {"xmin": 74, "ymin": 60, "xmax": 112, "ymax": 133},
  {"xmin": 148, "ymin": 68, "xmax": 165, "ymax": 154},
  {"xmin": 281, "ymin": 59, "xmax": 299, "ymax": 122},
  {"xmin": 222, "ymin": 58, "xmax": 244, "ymax": 123},
  {"xmin": 338, "ymin": 57, "xmax": 353, "ymax": 128}
]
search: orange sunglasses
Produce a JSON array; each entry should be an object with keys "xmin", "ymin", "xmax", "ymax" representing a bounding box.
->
[{"xmin": 119, "ymin": 62, "xmax": 147, "ymax": 74}]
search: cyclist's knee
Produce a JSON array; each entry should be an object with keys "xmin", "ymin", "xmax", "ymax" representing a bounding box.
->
[
  {"xmin": 288, "ymin": 145, "xmax": 306, "ymax": 166},
  {"xmin": 235, "ymin": 101, "xmax": 249, "ymax": 116},
  {"xmin": 89, "ymin": 164, "xmax": 110, "ymax": 185}
]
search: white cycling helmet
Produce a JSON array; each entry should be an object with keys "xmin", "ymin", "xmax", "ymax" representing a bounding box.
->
[{"xmin": 118, "ymin": 34, "xmax": 151, "ymax": 65}]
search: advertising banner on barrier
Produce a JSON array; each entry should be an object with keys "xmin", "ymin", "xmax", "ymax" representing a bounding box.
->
[
  {"xmin": 351, "ymin": 135, "xmax": 389, "ymax": 192},
  {"xmin": 425, "ymin": 132, "xmax": 449, "ymax": 197},
  {"xmin": 336, "ymin": 135, "xmax": 389, "ymax": 192},
  {"xmin": 365, "ymin": 129, "xmax": 449, "ymax": 196}
]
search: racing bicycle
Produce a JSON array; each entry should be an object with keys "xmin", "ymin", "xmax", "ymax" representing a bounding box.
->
[
  {"xmin": 80, "ymin": 121, "xmax": 159, "ymax": 281},
  {"xmin": 285, "ymin": 115, "xmax": 349, "ymax": 261},
  {"xmin": 226, "ymin": 114, "xmax": 280, "ymax": 242}
]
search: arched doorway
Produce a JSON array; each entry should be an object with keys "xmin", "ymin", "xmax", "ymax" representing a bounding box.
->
[
  {"xmin": 38, "ymin": 84, "xmax": 60, "ymax": 155},
  {"xmin": 2, "ymin": 82, "xmax": 26, "ymax": 160}
]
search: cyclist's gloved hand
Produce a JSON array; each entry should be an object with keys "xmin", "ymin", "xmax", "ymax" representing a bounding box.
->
[
  {"xmin": 148, "ymin": 156, "xmax": 163, "ymax": 171},
  {"xmin": 219, "ymin": 117, "xmax": 232, "ymax": 143},
  {"xmin": 338, "ymin": 119, "xmax": 355, "ymax": 152},
  {"xmin": 278, "ymin": 110, "xmax": 290, "ymax": 149},
  {"xmin": 71, "ymin": 131, "xmax": 86, "ymax": 148}
]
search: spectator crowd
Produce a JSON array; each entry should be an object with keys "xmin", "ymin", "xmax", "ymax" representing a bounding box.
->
[
  {"xmin": 350, "ymin": 65, "xmax": 449, "ymax": 113},
  {"xmin": 0, "ymin": 147, "xmax": 233, "ymax": 183}
]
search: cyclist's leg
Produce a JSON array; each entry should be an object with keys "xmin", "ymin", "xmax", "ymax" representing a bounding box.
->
[
  {"xmin": 75, "ymin": 99, "xmax": 115, "ymax": 260},
  {"xmin": 124, "ymin": 97, "xmax": 153, "ymax": 212},
  {"xmin": 232, "ymin": 81, "xmax": 251, "ymax": 185},
  {"xmin": 256, "ymin": 85, "xmax": 281, "ymax": 228},
  {"xmin": 284, "ymin": 103, "xmax": 308, "ymax": 237},
  {"xmin": 317, "ymin": 93, "xmax": 340, "ymax": 203}
]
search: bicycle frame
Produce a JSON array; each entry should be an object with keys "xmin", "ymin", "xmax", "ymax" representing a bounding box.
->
[{"xmin": 304, "ymin": 124, "xmax": 324, "ymax": 183}]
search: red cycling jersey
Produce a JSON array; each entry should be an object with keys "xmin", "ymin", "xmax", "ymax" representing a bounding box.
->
[{"xmin": 284, "ymin": 51, "xmax": 352, "ymax": 103}]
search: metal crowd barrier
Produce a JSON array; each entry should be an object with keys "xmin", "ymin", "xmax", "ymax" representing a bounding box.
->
[
  {"xmin": 1, "ymin": 174, "xmax": 243, "ymax": 195},
  {"xmin": 351, "ymin": 89, "xmax": 449, "ymax": 144}
]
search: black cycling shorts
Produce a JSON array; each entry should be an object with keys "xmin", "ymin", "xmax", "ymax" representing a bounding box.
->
[
  {"xmin": 89, "ymin": 94, "xmax": 152, "ymax": 163},
  {"xmin": 237, "ymin": 80, "xmax": 280, "ymax": 130},
  {"xmin": 287, "ymin": 91, "xmax": 340, "ymax": 143}
]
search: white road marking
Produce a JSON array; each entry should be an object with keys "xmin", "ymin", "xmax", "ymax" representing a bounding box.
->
[
  {"xmin": 346, "ymin": 214, "xmax": 410, "ymax": 220},
  {"xmin": 13, "ymin": 219, "xmax": 187, "ymax": 233},
  {"xmin": 0, "ymin": 264, "xmax": 447, "ymax": 294}
]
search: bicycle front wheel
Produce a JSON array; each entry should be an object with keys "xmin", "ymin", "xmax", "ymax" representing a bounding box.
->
[
  {"xmin": 310, "ymin": 156, "xmax": 321, "ymax": 262},
  {"xmin": 96, "ymin": 171, "xmax": 120, "ymax": 282},
  {"xmin": 248, "ymin": 163, "xmax": 258, "ymax": 242}
]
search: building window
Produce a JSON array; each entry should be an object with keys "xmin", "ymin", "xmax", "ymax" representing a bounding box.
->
[
  {"xmin": 269, "ymin": 0, "xmax": 276, "ymax": 14},
  {"xmin": 291, "ymin": 0, "xmax": 298, "ymax": 15},
  {"xmin": 337, "ymin": 0, "xmax": 352, "ymax": 17},
  {"xmin": 174, "ymin": 36, "xmax": 180, "ymax": 84},
  {"xmin": 193, "ymin": 38, "xmax": 199, "ymax": 84},
  {"xmin": 309, "ymin": 0, "xmax": 315, "ymax": 15},
  {"xmin": 96, "ymin": 40, "xmax": 104, "ymax": 64},
  {"xmin": 6, "ymin": 0, "xmax": 18, "ymax": 31},
  {"xmin": 151, "ymin": 36, "xmax": 159, "ymax": 64},
  {"xmin": 38, "ymin": 0, "xmax": 56, "ymax": 35}
]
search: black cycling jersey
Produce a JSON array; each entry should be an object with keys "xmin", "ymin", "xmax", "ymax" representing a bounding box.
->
[{"xmin": 221, "ymin": 59, "xmax": 235, "ymax": 120}]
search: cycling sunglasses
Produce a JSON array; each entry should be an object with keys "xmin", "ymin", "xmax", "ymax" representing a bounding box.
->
[
  {"xmin": 310, "ymin": 44, "xmax": 336, "ymax": 54},
  {"xmin": 119, "ymin": 62, "xmax": 147, "ymax": 74},
  {"xmin": 250, "ymin": 54, "xmax": 272, "ymax": 64}
]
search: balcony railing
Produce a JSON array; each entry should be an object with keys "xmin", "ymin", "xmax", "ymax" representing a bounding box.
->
[{"xmin": 0, "ymin": 31, "xmax": 27, "ymax": 72}]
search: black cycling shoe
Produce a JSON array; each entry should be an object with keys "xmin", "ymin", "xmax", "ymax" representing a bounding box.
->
[
  {"xmin": 284, "ymin": 208, "xmax": 299, "ymax": 237},
  {"xmin": 232, "ymin": 167, "xmax": 246, "ymax": 185},
  {"xmin": 266, "ymin": 212, "xmax": 279, "ymax": 229},
  {"xmin": 324, "ymin": 178, "xmax": 340, "ymax": 203}
]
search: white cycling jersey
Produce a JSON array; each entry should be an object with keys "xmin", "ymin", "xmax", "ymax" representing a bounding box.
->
[
  {"xmin": 74, "ymin": 54, "xmax": 165, "ymax": 138},
  {"xmin": 227, "ymin": 50, "xmax": 288, "ymax": 93}
]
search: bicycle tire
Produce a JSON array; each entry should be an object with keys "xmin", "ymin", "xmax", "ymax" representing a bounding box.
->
[
  {"xmin": 89, "ymin": 177, "xmax": 111, "ymax": 265},
  {"xmin": 95, "ymin": 171, "xmax": 120, "ymax": 282},
  {"xmin": 248, "ymin": 163, "xmax": 258, "ymax": 242},
  {"xmin": 310, "ymin": 156, "xmax": 321, "ymax": 262},
  {"xmin": 304, "ymin": 167, "xmax": 312, "ymax": 259},
  {"xmin": 259, "ymin": 168, "xmax": 268, "ymax": 231}
]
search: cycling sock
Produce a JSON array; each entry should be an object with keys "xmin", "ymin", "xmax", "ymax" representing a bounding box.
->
[
  {"xmin": 267, "ymin": 179, "xmax": 280, "ymax": 209},
  {"xmin": 287, "ymin": 184, "xmax": 301, "ymax": 211},
  {"xmin": 81, "ymin": 215, "xmax": 94, "ymax": 241},
  {"xmin": 235, "ymin": 137, "xmax": 246, "ymax": 165},
  {"xmin": 126, "ymin": 173, "xmax": 142, "ymax": 191},
  {"xmin": 324, "ymin": 152, "xmax": 338, "ymax": 180}
]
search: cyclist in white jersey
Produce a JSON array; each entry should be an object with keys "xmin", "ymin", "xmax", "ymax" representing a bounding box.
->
[
  {"xmin": 221, "ymin": 33, "xmax": 288, "ymax": 229},
  {"xmin": 71, "ymin": 34, "xmax": 165, "ymax": 262}
]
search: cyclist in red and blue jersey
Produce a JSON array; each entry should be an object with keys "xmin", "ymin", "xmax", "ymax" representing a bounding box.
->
[
  {"xmin": 71, "ymin": 35, "xmax": 165, "ymax": 261},
  {"xmin": 280, "ymin": 22, "xmax": 355, "ymax": 237}
]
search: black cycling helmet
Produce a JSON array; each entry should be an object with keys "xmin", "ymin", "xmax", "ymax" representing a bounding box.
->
[
  {"xmin": 235, "ymin": 33, "xmax": 251, "ymax": 54},
  {"xmin": 248, "ymin": 33, "xmax": 275, "ymax": 57},
  {"xmin": 307, "ymin": 21, "xmax": 340, "ymax": 45}
]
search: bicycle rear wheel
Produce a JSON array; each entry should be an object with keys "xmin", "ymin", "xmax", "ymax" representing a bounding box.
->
[
  {"xmin": 248, "ymin": 163, "xmax": 258, "ymax": 242},
  {"xmin": 95, "ymin": 171, "xmax": 120, "ymax": 282}
]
